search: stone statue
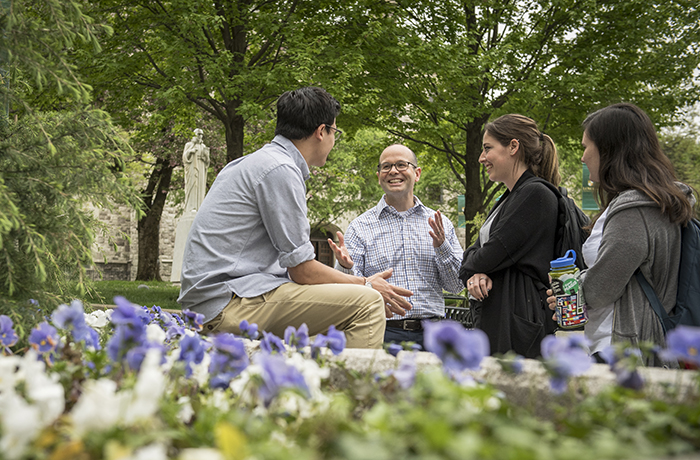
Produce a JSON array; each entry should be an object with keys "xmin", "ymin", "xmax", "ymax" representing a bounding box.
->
[{"xmin": 182, "ymin": 128, "xmax": 210, "ymax": 212}]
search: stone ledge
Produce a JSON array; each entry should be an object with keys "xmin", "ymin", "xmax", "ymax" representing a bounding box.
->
[{"xmin": 325, "ymin": 348, "xmax": 699, "ymax": 415}]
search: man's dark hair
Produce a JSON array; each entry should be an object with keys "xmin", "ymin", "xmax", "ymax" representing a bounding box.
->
[{"xmin": 275, "ymin": 87, "xmax": 341, "ymax": 140}]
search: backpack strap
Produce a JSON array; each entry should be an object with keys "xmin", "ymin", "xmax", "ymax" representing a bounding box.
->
[{"xmin": 634, "ymin": 269, "xmax": 671, "ymax": 334}]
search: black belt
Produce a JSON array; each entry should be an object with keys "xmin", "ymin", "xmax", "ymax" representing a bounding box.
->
[{"xmin": 386, "ymin": 317, "xmax": 442, "ymax": 331}]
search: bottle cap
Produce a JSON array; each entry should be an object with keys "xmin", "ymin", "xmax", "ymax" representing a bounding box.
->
[{"xmin": 550, "ymin": 249, "xmax": 577, "ymax": 269}]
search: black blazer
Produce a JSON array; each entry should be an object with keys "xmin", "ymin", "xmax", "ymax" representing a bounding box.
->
[{"xmin": 460, "ymin": 170, "xmax": 558, "ymax": 358}]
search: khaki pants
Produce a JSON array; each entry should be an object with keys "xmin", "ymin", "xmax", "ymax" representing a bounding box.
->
[{"xmin": 204, "ymin": 282, "xmax": 386, "ymax": 349}]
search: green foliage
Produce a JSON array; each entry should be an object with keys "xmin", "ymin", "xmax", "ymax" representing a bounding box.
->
[
  {"xmin": 660, "ymin": 132, "xmax": 700, "ymax": 196},
  {"xmin": 306, "ymin": 128, "xmax": 387, "ymax": 230},
  {"xmin": 90, "ymin": 280, "xmax": 181, "ymax": 310},
  {"xmin": 0, "ymin": 0, "xmax": 142, "ymax": 310},
  {"xmin": 332, "ymin": 0, "xmax": 700, "ymax": 242}
]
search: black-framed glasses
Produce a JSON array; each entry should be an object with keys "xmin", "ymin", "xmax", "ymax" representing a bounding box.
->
[
  {"xmin": 325, "ymin": 125, "xmax": 343, "ymax": 141},
  {"xmin": 377, "ymin": 160, "xmax": 417, "ymax": 173}
]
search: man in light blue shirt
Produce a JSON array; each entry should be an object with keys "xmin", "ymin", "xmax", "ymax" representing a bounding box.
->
[
  {"xmin": 330, "ymin": 144, "xmax": 464, "ymax": 346},
  {"xmin": 178, "ymin": 87, "xmax": 412, "ymax": 348}
]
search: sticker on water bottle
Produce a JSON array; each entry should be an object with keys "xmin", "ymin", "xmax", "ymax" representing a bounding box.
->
[{"xmin": 556, "ymin": 294, "xmax": 588, "ymax": 328}]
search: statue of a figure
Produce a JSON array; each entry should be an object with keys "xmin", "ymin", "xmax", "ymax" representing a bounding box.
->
[{"xmin": 183, "ymin": 128, "xmax": 210, "ymax": 212}]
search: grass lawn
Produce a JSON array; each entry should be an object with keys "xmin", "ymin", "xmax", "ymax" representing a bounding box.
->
[{"xmin": 90, "ymin": 280, "xmax": 182, "ymax": 310}]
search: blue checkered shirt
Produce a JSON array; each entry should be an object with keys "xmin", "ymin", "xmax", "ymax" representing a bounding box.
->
[{"xmin": 337, "ymin": 196, "xmax": 464, "ymax": 320}]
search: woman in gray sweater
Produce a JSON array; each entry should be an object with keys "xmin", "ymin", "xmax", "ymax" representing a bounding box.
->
[{"xmin": 554, "ymin": 103, "xmax": 696, "ymax": 365}]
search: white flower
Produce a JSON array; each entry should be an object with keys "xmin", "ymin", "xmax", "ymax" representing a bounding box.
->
[
  {"xmin": 229, "ymin": 365, "xmax": 260, "ymax": 405},
  {"xmin": 84, "ymin": 310, "xmax": 110, "ymax": 329},
  {"xmin": 178, "ymin": 448, "xmax": 224, "ymax": 460},
  {"xmin": 177, "ymin": 396, "xmax": 194, "ymax": 423},
  {"xmin": 127, "ymin": 442, "xmax": 168, "ymax": 460},
  {"xmin": 124, "ymin": 349, "xmax": 165, "ymax": 424},
  {"xmin": 286, "ymin": 353, "xmax": 329, "ymax": 399},
  {"xmin": 189, "ymin": 352, "xmax": 211, "ymax": 387},
  {"xmin": 70, "ymin": 379, "xmax": 125, "ymax": 434},
  {"xmin": 0, "ymin": 390, "xmax": 42, "ymax": 460},
  {"xmin": 0, "ymin": 355, "xmax": 20, "ymax": 393},
  {"xmin": 24, "ymin": 369, "xmax": 65, "ymax": 426},
  {"xmin": 204, "ymin": 389, "xmax": 231, "ymax": 412},
  {"xmin": 146, "ymin": 323, "xmax": 167, "ymax": 344}
]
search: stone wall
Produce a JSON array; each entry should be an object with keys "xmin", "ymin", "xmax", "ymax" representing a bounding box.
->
[{"xmin": 88, "ymin": 199, "xmax": 180, "ymax": 282}]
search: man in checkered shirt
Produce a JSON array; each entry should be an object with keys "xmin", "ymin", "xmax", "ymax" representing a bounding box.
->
[{"xmin": 329, "ymin": 144, "xmax": 464, "ymax": 347}]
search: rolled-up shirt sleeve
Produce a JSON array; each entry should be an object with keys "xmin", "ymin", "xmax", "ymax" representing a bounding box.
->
[{"xmin": 255, "ymin": 164, "xmax": 316, "ymax": 268}]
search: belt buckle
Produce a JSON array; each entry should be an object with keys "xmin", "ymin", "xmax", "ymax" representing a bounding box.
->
[{"xmin": 403, "ymin": 319, "xmax": 419, "ymax": 331}]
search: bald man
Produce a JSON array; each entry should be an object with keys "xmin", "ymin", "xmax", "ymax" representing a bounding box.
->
[{"xmin": 329, "ymin": 145, "xmax": 464, "ymax": 347}]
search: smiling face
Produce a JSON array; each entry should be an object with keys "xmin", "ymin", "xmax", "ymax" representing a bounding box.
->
[
  {"xmin": 480, "ymin": 131, "xmax": 520, "ymax": 190},
  {"xmin": 377, "ymin": 145, "xmax": 421, "ymax": 207},
  {"xmin": 581, "ymin": 130, "xmax": 600, "ymax": 183}
]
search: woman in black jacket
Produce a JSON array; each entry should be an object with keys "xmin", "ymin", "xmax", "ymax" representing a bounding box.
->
[{"xmin": 460, "ymin": 114, "xmax": 560, "ymax": 358}]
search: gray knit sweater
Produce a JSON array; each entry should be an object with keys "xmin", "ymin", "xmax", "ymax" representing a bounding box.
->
[{"xmin": 581, "ymin": 184, "xmax": 694, "ymax": 364}]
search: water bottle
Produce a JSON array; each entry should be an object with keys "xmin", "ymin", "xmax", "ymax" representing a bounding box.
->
[{"xmin": 550, "ymin": 250, "xmax": 588, "ymax": 329}]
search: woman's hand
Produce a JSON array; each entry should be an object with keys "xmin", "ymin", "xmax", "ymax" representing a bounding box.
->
[
  {"xmin": 467, "ymin": 273, "xmax": 492, "ymax": 301},
  {"xmin": 546, "ymin": 288, "xmax": 557, "ymax": 321}
]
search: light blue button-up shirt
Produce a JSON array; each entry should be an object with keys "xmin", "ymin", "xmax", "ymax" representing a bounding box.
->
[
  {"xmin": 339, "ymin": 196, "xmax": 464, "ymax": 319},
  {"xmin": 178, "ymin": 136, "xmax": 316, "ymax": 322}
]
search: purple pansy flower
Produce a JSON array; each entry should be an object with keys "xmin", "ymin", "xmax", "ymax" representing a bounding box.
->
[
  {"xmin": 52, "ymin": 300, "xmax": 96, "ymax": 344},
  {"xmin": 659, "ymin": 325, "xmax": 700, "ymax": 367},
  {"xmin": 112, "ymin": 296, "xmax": 151, "ymax": 327},
  {"xmin": 541, "ymin": 335, "xmax": 594, "ymax": 394},
  {"xmin": 182, "ymin": 309, "xmax": 205, "ymax": 331},
  {"xmin": 83, "ymin": 326, "xmax": 102, "ymax": 351},
  {"xmin": 284, "ymin": 323, "xmax": 310, "ymax": 349},
  {"xmin": 29, "ymin": 322, "xmax": 59, "ymax": 354},
  {"xmin": 239, "ymin": 320, "xmax": 259, "ymax": 340},
  {"xmin": 125, "ymin": 345, "xmax": 150, "ymax": 371},
  {"xmin": 423, "ymin": 320, "xmax": 489, "ymax": 373},
  {"xmin": 260, "ymin": 331, "xmax": 286, "ymax": 354},
  {"xmin": 325, "ymin": 325, "xmax": 346, "ymax": 355},
  {"xmin": 179, "ymin": 334, "xmax": 207, "ymax": 377},
  {"xmin": 599, "ymin": 345, "xmax": 645, "ymax": 390},
  {"xmin": 208, "ymin": 333, "xmax": 249, "ymax": 389},
  {"xmin": 392, "ymin": 353, "xmax": 417, "ymax": 389},
  {"xmin": 52, "ymin": 300, "xmax": 87, "ymax": 331},
  {"xmin": 311, "ymin": 326, "xmax": 347, "ymax": 358},
  {"xmin": 387, "ymin": 343, "xmax": 403, "ymax": 357},
  {"xmin": 0, "ymin": 315, "xmax": 18, "ymax": 353},
  {"xmin": 107, "ymin": 325, "xmax": 147, "ymax": 363},
  {"xmin": 255, "ymin": 353, "xmax": 309, "ymax": 406}
]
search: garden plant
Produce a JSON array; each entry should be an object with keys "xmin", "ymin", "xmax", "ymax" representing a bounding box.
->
[{"xmin": 1, "ymin": 297, "xmax": 700, "ymax": 460}]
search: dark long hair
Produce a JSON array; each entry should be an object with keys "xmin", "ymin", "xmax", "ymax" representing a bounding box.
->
[
  {"xmin": 582, "ymin": 103, "xmax": 693, "ymax": 225},
  {"xmin": 485, "ymin": 114, "xmax": 561, "ymax": 186}
]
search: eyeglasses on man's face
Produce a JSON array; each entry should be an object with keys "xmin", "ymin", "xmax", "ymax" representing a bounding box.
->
[
  {"xmin": 325, "ymin": 125, "xmax": 343, "ymax": 141},
  {"xmin": 377, "ymin": 160, "xmax": 417, "ymax": 173}
]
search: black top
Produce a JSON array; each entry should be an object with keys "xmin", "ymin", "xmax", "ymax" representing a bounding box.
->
[{"xmin": 460, "ymin": 170, "xmax": 559, "ymax": 358}]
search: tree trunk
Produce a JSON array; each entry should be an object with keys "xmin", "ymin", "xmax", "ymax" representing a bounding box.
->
[
  {"xmin": 462, "ymin": 115, "xmax": 491, "ymax": 246},
  {"xmin": 224, "ymin": 105, "xmax": 245, "ymax": 164},
  {"xmin": 135, "ymin": 158, "xmax": 174, "ymax": 281}
]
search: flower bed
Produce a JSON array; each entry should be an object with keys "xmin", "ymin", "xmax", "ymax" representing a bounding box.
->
[{"xmin": 1, "ymin": 298, "xmax": 700, "ymax": 460}]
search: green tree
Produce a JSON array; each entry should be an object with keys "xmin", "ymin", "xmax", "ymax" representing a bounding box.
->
[
  {"xmin": 78, "ymin": 0, "xmax": 368, "ymax": 279},
  {"xmin": 337, "ymin": 0, "xmax": 700, "ymax": 243},
  {"xmin": 660, "ymin": 133, "xmax": 700, "ymax": 195},
  {"xmin": 306, "ymin": 128, "xmax": 386, "ymax": 233},
  {"xmin": 0, "ymin": 0, "xmax": 141, "ymax": 312}
]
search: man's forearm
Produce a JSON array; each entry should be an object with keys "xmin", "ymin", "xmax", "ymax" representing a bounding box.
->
[{"xmin": 288, "ymin": 259, "xmax": 364, "ymax": 286}]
